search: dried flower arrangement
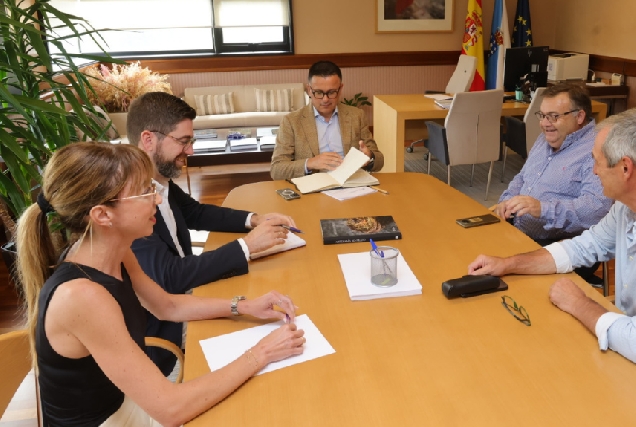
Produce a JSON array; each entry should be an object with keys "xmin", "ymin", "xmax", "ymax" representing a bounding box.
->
[{"xmin": 84, "ymin": 61, "xmax": 172, "ymax": 113}]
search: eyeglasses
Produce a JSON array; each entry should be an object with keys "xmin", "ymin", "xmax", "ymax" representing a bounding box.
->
[
  {"xmin": 151, "ymin": 130, "xmax": 196, "ymax": 150},
  {"xmin": 501, "ymin": 295, "xmax": 531, "ymax": 326},
  {"xmin": 110, "ymin": 183, "xmax": 157, "ymax": 202},
  {"xmin": 309, "ymin": 87, "xmax": 340, "ymax": 99},
  {"xmin": 534, "ymin": 109, "xmax": 580, "ymax": 124}
]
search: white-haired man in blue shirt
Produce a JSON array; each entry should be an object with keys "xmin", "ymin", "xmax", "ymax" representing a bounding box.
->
[{"xmin": 468, "ymin": 108, "xmax": 636, "ymax": 364}]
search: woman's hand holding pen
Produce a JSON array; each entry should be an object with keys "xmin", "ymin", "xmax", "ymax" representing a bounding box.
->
[
  {"xmin": 245, "ymin": 291, "xmax": 297, "ymax": 323},
  {"xmin": 244, "ymin": 292, "xmax": 305, "ymax": 370}
]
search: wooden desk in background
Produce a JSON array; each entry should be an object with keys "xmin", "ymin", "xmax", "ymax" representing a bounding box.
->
[
  {"xmin": 184, "ymin": 173, "xmax": 636, "ymax": 426},
  {"xmin": 373, "ymin": 95, "xmax": 609, "ymax": 173}
]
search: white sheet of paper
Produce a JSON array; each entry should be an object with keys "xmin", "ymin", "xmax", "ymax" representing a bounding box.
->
[
  {"xmin": 338, "ymin": 252, "xmax": 422, "ymax": 300},
  {"xmin": 189, "ymin": 229, "xmax": 210, "ymax": 244},
  {"xmin": 323, "ymin": 186, "xmax": 376, "ymax": 201},
  {"xmin": 259, "ymin": 135, "xmax": 277, "ymax": 146},
  {"xmin": 424, "ymin": 94, "xmax": 453, "ymax": 101},
  {"xmin": 250, "ymin": 232, "xmax": 306, "ymax": 259},
  {"xmin": 199, "ymin": 314, "xmax": 335, "ymax": 375}
]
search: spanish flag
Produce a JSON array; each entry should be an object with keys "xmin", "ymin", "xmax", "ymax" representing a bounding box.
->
[{"xmin": 461, "ymin": 0, "xmax": 485, "ymax": 91}]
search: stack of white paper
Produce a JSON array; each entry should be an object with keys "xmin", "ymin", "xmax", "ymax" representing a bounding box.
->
[
  {"xmin": 229, "ymin": 137, "xmax": 258, "ymax": 152},
  {"xmin": 199, "ymin": 314, "xmax": 335, "ymax": 376},
  {"xmin": 250, "ymin": 232, "xmax": 306, "ymax": 259},
  {"xmin": 337, "ymin": 252, "xmax": 422, "ymax": 300},
  {"xmin": 323, "ymin": 186, "xmax": 376, "ymax": 201}
]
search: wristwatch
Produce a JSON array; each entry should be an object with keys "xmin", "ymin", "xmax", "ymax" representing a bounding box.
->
[{"xmin": 231, "ymin": 296, "xmax": 246, "ymax": 316}]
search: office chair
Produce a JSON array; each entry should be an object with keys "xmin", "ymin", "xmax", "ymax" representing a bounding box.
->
[
  {"xmin": 425, "ymin": 89, "xmax": 504, "ymax": 200},
  {"xmin": 407, "ymin": 54, "xmax": 477, "ymax": 153},
  {"xmin": 501, "ymin": 87, "xmax": 546, "ymax": 181}
]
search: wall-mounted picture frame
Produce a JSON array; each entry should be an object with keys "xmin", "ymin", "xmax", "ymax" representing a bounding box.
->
[{"xmin": 376, "ymin": 0, "xmax": 454, "ymax": 33}]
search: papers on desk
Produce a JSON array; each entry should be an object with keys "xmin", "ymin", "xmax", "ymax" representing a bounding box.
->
[
  {"xmin": 199, "ymin": 314, "xmax": 335, "ymax": 376},
  {"xmin": 434, "ymin": 99, "xmax": 453, "ymax": 109},
  {"xmin": 424, "ymin": 94, "xmax": 453, "ymax": 101},
  {"xmin": 250, "ymin": 232, "xmax": 306, "ymax": 259},
  {"xmin": 291, "ymin": 148, "xmax": 379, "ymax": 194},
  {"xmin": 338, "ymin": 251, "xmax": 422, "ymax": 300},
  {"xmin": 323, "ymin": 186, "xmax": 377, "ymax": 201}
]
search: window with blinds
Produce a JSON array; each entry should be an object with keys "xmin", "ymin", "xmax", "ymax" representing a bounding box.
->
[{"xmin": 48, "ymin": 0, "xmax": 293, "ymax": 60}]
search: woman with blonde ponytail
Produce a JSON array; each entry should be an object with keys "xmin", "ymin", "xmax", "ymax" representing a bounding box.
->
[{"xmin": 16, "ymin": 142, "xmax": 305, "ymax": 427}]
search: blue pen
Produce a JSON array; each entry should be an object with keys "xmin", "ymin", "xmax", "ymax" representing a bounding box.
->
[
  {"xmin": 285, "ymin": 313, "xmax": 291, "ymax": 324},
  {"xmin": 282, "ymin": 225, "xmax": 304, "ymax": 234},
  {"xmin": 370, "ymin": 239, "xmax": 384, "ymax": 257}
]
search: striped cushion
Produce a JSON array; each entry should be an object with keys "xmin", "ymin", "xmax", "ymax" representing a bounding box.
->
[
  {"xmin": 193, "ymin": 93, "xmax": 235, "ymax": 115},
  {"xmin": 254, "ymin": 88, "xmax": 293, "ymax": 112}
]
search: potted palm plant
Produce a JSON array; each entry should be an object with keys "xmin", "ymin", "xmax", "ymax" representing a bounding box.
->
[{"xmin": 0, "ymin": 0, "xmax": 123, "ymax": 274}]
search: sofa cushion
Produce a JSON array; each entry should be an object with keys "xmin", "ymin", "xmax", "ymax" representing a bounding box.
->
[
  {"xmin": 193, "ymin": 92, "xmax": 235, "ymax": 115},
  {"xmin": 254, "ymin": 88, "xmax": 293, "ymax": 112},
  {"xmin": 193, "ymin": 112, "xmax": 288, "ymax": 130}
]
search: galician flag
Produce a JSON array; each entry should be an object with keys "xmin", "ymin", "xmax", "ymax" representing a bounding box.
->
[
  {"xmin": 512, "ymin": 0, "xmax": 533, "ymax": 47},
  {"xmin": 461, "ymin": 0, "xmax": 485, "ymax": 91},
  {"xmin": 486, "ymin": 0, "xmax": 510, "ymax": 90}
]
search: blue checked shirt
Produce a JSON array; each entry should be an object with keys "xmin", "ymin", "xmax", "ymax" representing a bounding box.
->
[
  {"xmin": 500, "ymin": 120, "xmax": 612, "ymax": 240},
  {"xmin": 546, "ymin": 202, "xmax": 636, "ymax": 363}
]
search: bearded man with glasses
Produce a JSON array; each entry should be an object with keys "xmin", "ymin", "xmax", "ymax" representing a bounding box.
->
[
  {"xmin": 127, "ymin": 92, "xmax": 297, "ymax": 377},
  {"xmin": 270, "ymin": 60, "xmax": 384, "ymax": 180},
  {"xmin": 492, "ymin": 83, "xmax": 612, "ymax": 285}
]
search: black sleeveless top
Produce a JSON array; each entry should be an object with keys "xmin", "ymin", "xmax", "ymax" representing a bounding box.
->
[{"xmin": 36, "ymin": 262, "xmax": 146, "ymax": 426}]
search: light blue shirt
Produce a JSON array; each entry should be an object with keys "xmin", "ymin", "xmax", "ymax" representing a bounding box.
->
[
  {"xmin": 303, "ymin": 106, "xmax": 345, "ymax": 174},
  {"xmin": 500, "ymin": 120, "xmax": 612, "ymax": 240},
  {"xmin": 547, "ymin": 202, "xmax": 636, "ymax": 362}
]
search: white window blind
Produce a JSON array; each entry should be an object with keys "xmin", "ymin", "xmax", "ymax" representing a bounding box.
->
[{"xmin": 213, "ymin": 0, "xmax": 289, "ymax": 27}]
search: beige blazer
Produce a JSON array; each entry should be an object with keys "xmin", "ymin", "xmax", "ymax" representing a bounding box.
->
[{"xmin": 270, "ymin": 103, "xmax": 384, "ymax": 180}]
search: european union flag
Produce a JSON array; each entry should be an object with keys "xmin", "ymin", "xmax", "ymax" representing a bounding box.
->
[{"xmin": 512, "ymin": 0, "xmax": 532, "ymax": 47}]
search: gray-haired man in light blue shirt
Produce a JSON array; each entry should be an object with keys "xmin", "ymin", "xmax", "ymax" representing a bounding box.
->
[{"xmin": 467, "ymin": 108, "xmax": 636, "ymax": 363}]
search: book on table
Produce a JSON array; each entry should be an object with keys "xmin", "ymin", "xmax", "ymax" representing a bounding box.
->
[
  {"xmin": 290, "ymin": 147, "xmax": 378, "ymax": 194},
  {"xmin": 259, "ymin": 135, "xmax": 276, "ymax": 151},
  {"xmin": 229, "ymin": 137, "xmax": 258, "ymax": 152},
  {"xmin": 320, "ymin": 215, "xmax": 402, "ymax": 245},
  {"xmin": 434, "ymin": 99, "xmax": 453, "ymax": 109},
  {"xmin": 193, "ymin": 129, "xmax": 218, "ymax": 139},
  {"xmin": 193, "ymin": 140, "xmax": 227, "ymax": 153}
]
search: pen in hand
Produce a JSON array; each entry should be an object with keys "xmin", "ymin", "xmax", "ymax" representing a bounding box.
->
[{"xmin": 282, "ymin": 224, "xmax": 304, "ymax": 234}]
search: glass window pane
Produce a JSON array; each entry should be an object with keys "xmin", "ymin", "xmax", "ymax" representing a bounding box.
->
[
  {"xmin": 215, "ymin": 0, "xmax": 289, "ymax": 27},
  {"xmin": 221, "ymin": 26, "xmax": 283, "ymax": 44}
]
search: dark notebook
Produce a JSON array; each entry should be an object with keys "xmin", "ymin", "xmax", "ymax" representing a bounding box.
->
[{"xmin": 320, "ymin": 216, "xmax": 402, "ymax": 245}]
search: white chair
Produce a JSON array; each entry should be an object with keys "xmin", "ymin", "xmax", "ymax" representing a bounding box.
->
[
  {"xmin": 425, "ymin": 89, "xmax": 504, "ymax": 200},
  {"xmin": 501, "ymin": 87, "xmax": 547, "ymax": 181},
  {"xmin": 445, "ymin": 54, "xmax": 478, "ymax": 94},
  {"xmin": 407, "ymin": 55, "xmax": 478, "ymax": 153}
]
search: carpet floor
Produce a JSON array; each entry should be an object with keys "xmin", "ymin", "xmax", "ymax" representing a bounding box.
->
[{"xmin": 403, "ymin": 146, "xmax": 525, "ymax": 208}]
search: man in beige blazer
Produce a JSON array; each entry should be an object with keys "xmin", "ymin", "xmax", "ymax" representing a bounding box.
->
[{"xmin": 270, "ymin": 61, "xmax": 384, "ymax": 180}]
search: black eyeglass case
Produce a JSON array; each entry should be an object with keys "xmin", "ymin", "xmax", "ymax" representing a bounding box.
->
[{"xmin": 442, "ymin": 275, "xmax": 508, "ymax": 299}]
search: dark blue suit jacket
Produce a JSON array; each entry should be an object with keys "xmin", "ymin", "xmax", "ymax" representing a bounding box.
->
[{"xmin": 132, "ymin": 181, "xmax": 250, "ymax": 375}]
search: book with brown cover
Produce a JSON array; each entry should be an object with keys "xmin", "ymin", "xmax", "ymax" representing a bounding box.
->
[{"xmin": 319, "ymin": 216, "xmax": 402, "ymax": 245}]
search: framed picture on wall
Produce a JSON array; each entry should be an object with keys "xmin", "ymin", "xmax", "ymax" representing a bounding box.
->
[{"xmin": 376, "ymin": 0, "xmax": 454, "ymax": 33}]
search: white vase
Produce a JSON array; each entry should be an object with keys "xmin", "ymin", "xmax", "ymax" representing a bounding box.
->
[{"xmin": 108, "ymin": 112, "xmax": 128, "ymax": 137}]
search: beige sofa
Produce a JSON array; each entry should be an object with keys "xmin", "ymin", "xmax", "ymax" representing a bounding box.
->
[{"xmin": 183, "ymin": 83, "xmax": 306, "ymax": 130}]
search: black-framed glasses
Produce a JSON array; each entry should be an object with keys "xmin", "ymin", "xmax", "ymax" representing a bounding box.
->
[
  {"xmin": 534, "ymin": 109, "xmax": 580, "ymax": 124},
  {"xmin": 309, "ymin": 87, "xmax": 340, "ymax": 99},
  {"xmin": 501, "ymin": 295, "xmax": 531, "ymax": 326},
  {"xmin": 110, "ymin": 183, "xmax": 157, "ymax": 202},
  {"xmin": 151, "ymin": 130, "xmax": 196, "ymax": 150}
]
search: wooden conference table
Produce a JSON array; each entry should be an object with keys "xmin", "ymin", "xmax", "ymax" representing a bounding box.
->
[
  {"xmin": 184, "ymin": 173, "xmax": 636, "ymax": 426},
  {"xmin": 373, "ymin": 94, "xmax": 609, "ymax": 173}
]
